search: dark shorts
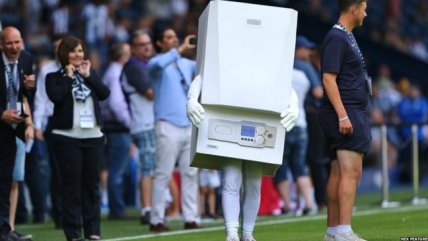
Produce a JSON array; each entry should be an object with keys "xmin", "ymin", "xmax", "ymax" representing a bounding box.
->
[{"xmin": 319, "ymin": 110, "xmax": 372, "ymax": 160}]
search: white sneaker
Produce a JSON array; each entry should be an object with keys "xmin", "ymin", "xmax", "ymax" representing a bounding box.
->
[
  {"xmin": 323, "ymin": 233, "xmax": 335, "ymax": 241},
  {"xmin": 242, "ymin": 233, "xmax": 256, "ymax": 241},
  {"xmin": 226, "ymin": 234, "xmax": 240, "ymax": 241},
  {"xmin": 335, "ymin": 232, "xmax": 367, "ymax": 241}
]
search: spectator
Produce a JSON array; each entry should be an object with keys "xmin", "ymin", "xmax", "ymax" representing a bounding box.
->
[
  {"xmin": 199, "ymin": 169, "xmax": 221, "ymax": 219},
  {"xmin": 121, "ymin": 30, "xmax": 156, "ymax": 225},
  {"xmin": 100, "ymin": 42, "xmax": 132, "ymax": 220},
  {"xmin": 397, "ymin": 83, "xmax": 428, "ymax": 183},
  {"xmin": 294, "ymin": 36, "xmax": 323, "ymax": 100},
  {"xmin": 294, "ymin": 35, "xmax": 328, "ymax": 209},
  {"xmin": 49, "ymin": 2, "xmax": 70, "ymax": 35},
  {"xmin": 274, "ymin": 68, "xmax": 314, "ymax": 216},
  {"xmin": 9, "ymin": 97, "xmax": 33, "ymax": 241},
  {"xmin": 0, "ymin": 26, "xmax": 35, "ymax": 241},
  {"xmin": 147, "ymin": 26, "xmax": 201, "ymax": 232},
  {"xmin": 46, "ymin": 35, "xmax": 110, "ymax": 241},
  {"xmin": 80, "ymin": 0, "xmax": 114, "ymax": 72},
  {"xmin": 373, "ymin": 64, "xmax": 401, "ymax": 116}
]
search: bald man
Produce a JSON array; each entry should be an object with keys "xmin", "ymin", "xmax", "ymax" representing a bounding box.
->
[{"xmin": 0, "ymin": 26, "xmax": 35, "ymax": 241}]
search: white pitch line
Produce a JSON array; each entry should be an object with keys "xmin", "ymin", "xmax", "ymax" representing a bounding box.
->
[{"xmin": 103, "ymin": 204, "xmax": 428, "ymax": 241}]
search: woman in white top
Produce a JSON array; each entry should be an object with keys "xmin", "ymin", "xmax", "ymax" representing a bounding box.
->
[{"xmin": 45, "ymin": 35, "xmax": 110, "ymax": 241}]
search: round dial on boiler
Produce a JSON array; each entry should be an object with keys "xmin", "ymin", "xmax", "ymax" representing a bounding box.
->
[
  {"xmin": 255, "ymin": 135, "xmax": 265, "ymax": 145},
  {"xmin": 256, "ymin": 127, "xmax": 266, "ymax": 135}
]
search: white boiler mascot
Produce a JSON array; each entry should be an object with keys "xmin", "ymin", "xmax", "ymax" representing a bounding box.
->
[{"xmin": 187, "ymin": 75, "xmax": 299, "ymax": 241}]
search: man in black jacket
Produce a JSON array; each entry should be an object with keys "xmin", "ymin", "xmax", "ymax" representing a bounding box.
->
[{"xmin": 0, "ymin": 26, "xmax": 36, "ymax": 241}]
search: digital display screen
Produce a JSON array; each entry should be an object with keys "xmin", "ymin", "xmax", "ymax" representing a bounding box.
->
[{"xmin": 241, "ymin": 125, "xmax": 256, "ymax": 137}]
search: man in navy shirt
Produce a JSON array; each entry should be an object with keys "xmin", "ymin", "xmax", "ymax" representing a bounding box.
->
[{"xmin": 319, "ymin": 0, "xmax": 371, "ymax": 241}]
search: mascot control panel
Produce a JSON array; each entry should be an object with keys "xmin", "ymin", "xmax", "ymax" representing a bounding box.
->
[{"xmin": 208, "ymin": 119, "xmax": 277, "ymax": 148}]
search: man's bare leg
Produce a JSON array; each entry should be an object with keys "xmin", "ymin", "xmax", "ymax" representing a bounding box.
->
[
  {"xmin": 337, "ymin": 150, "xmax": 363, "ymax": 225},
  {"xmin": 326, "ymin": 160, "xmax": 340, "ymax": 227}
]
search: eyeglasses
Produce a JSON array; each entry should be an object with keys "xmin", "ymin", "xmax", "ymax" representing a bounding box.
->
[{"xmin": 133, "ymin": 41, "xmax": 152, "ymax": 47}]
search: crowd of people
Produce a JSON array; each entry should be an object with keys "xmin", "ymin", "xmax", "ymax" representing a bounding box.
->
[
  {"xmin": 1, "ymin": 0, "xmax": 428, "ymax": 72},
  {"xmin": 289, "ymin": 0, "xmax": 428, "ymax": 62},
  {"xmin": 0, "ymin": 1, "xmax": 428, "ymax": 241}
]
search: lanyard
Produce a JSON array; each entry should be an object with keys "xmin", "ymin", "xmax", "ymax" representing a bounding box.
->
[
  {"xmin": 333, "ymin": 23, "xmax": 368, "ymax": 78},
  {"xmin": 175, "ymin": 61, "xmax": 189, "ymax": 94}
]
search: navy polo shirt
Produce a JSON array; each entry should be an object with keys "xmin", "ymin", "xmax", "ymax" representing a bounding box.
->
[{"xmin": 320, "ymin": 28, "xmax": 369, "ymax": 111}]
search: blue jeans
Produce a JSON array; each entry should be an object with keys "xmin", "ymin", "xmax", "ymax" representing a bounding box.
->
[
  {"xmin": 132, "ymin": 130, "xmax": 156, "ymax": 177},
  {"xmin": 13, "ymin": 138, "xmax": 26, "ymax": 181},
  {"xmin": 274, "ymin": 127, "xmax": 309, "ymax": 183},
  {"xmin": 105, "ymin": 132, "xmax": 132, "ymax": 217}
]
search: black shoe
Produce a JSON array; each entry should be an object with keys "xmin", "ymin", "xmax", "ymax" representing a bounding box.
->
[
  {"xmin": 149, "ymin": 223, "xmax": 171, "ymax": 232},
  {"xmin": 184, "ymin": 222, "xmax": 203, "ymax": 230},
  {"xmin": 281, "ymin": 208, "xmax": 291, "ymax": 215},
  {"xmin": 10, "ymin": 231, "xmax": 32, "ymax": 241},
  {"xmin": 302, "ymin": 208, "xmax": 315, "ymax": 216},
  {"xmin": 140, "ymin": 212, "xmax": 150, "ymax": 225}
]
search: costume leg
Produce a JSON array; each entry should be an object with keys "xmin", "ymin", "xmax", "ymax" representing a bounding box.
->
[
  {"xmin": 222, "ymin": 161, "xmax": 242, "ymax": 236},
  {"xmin": 241, "ymin": 161, "xmax": 262, "ymax": 235}
]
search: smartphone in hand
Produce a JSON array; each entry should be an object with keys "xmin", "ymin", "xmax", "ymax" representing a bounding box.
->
[{"xmin": 189, "ymin": 36, "xmax": 197, "ymax": 45}]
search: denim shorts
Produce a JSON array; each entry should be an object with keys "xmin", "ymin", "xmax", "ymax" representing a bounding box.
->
[
  {"xmin": 13, "ymin": 137, "xmax": 26, "ymax": 181},
  {"xmin": 132, "ymin": 129, "xmax": 156, "ymax": 177},
  {"xmin": 274, "ymin": 127, "xmax": 309, "ymax": 183},
  {"xmin": 199, "ymin": 169, "xmax": 221, "ymax": 188}
]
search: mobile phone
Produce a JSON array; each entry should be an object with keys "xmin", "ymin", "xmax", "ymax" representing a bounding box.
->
[{"xmin": 189, "ymin": 37, "xmax": 197, "ymax": 45}]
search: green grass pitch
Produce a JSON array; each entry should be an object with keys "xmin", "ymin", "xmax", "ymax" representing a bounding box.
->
[{"xmin": 19, "ymin": 188, "xmax": 428, "ymax": 241}]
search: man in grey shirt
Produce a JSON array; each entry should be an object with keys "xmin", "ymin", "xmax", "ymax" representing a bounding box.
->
[{"xmin": 120, "ymin": 30, "xmax": 156, "ymax": 225}]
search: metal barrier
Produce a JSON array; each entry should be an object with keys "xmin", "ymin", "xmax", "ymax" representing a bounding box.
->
[
  {"xmin": 411, "ymin": 124, "xmax": 427, "ymax": 205},
  {"xmin": 380, "ymin": 124, "xmax": 400, "ymax": 208},
  {"xmin": 380, "ymin": 124, "xmax": 427, "ymax": 207}
]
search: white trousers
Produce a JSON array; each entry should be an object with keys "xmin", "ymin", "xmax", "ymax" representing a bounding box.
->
[
  {"xmin": 222, "ymin": 160, "xmax": 263, "ymax": 234},
  {"xmin": 150, "ymin": 121, "xmax": 199, "ymax": 224}
]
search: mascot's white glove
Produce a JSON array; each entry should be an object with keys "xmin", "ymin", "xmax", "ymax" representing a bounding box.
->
[
  {"xmin": 186, "ymin": 75, "xmax": 205, "ymax": 128},
  {"xmin": 280, "ymin": 88, "xmax": 299, "ymax": 132}
]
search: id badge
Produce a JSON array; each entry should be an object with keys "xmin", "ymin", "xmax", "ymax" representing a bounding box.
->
[
  {"xmin": 366, "ymin": 76, "xmax": 373, "ymax": 96},
  {"xmin": 79, "ymin": 109, "xmax": 94, "ymax": 128}
]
